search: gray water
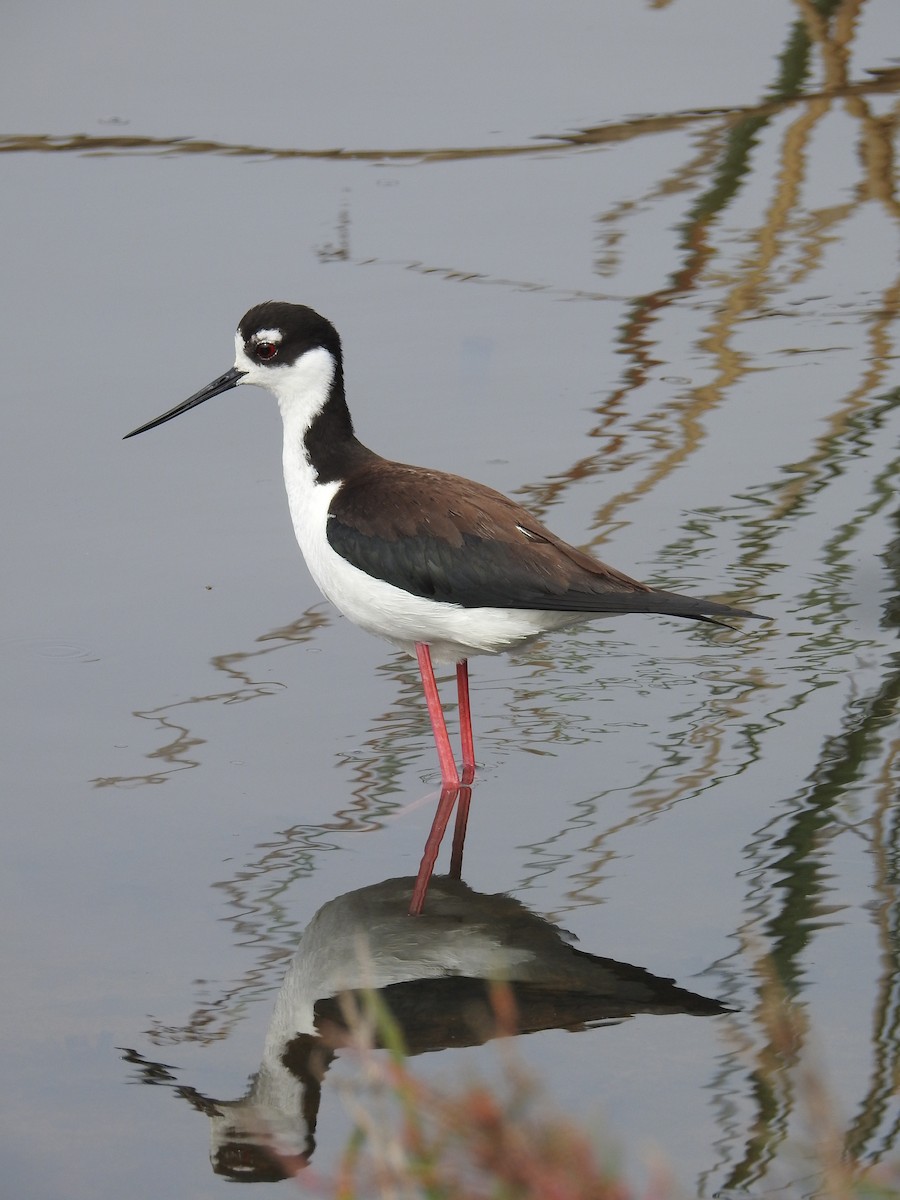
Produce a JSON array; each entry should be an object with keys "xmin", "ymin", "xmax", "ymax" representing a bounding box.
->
[{"xmin": 3, "ymin": 2, "xmax": 900, "ymax": 1195}]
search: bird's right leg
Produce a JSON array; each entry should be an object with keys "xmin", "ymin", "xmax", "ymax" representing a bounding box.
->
[{"xmin": 414, "ymin": 643, "xmax": 461, "ymax": 789}]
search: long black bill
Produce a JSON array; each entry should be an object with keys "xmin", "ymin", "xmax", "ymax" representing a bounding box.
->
[{"xmin": 123, "ymin": 366, "xmax": 247, "ymax": 439}]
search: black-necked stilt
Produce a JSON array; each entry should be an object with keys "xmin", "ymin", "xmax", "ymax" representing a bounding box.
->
[{"xmin": 125, "ymin": 302, "xmax": 759, "ymax": 793}]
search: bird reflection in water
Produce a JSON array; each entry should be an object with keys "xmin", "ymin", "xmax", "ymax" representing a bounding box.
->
[{"xmin": 123, "ymin": 874, "xmax": 727, "ymax": 1182}]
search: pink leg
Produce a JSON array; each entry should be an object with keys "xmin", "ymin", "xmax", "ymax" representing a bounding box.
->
[
  {"xmin": 409, "ymin": 783, "xmax": 461, "ymax": 915},
  {"xmin": 409, "ymin": 647, "xmax": 478, "ymax": 915},
  {"xmin": 456, "ymin": 660, "xmax": 476, "ymax": 784},
  {"xmin": 415, "ymin": 643, "xmax": 460, "ymax": 789}
]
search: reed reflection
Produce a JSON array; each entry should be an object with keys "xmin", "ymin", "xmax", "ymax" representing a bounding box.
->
[{"xmin": 124, "ymin": 874, "xmax": 726, "ymax": 1182}]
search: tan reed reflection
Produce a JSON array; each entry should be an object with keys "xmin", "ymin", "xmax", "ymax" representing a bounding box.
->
[
  {"xmin": 706, "ymin": 475, "xmax": 900, "ymax": 1190},
  {"xmin": 844, "ymin": 741, "xmax": 900, "ymax": 1164},
  {"xmin": 494, "ymin": 8, "xmax": 898, "ymax": 582},
  {"xmin": 2, "ymin": 62, "xmax": 896, "ymax": 166}
]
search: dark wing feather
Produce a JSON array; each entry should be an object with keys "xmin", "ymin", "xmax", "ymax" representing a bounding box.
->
[{"xmin": 327, "ymin": 460, "xmax": 759, "ymax": 624}]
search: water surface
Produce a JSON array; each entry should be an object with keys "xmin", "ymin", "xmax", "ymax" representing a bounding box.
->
[{"xmin": 2, "ymin": 2, "xmax": 899, "ymax": 1195}]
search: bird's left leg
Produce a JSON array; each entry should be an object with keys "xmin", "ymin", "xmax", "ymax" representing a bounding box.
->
[{"xmin": 456, "ymin": 659, "xmax": 476, "ymax": 784}]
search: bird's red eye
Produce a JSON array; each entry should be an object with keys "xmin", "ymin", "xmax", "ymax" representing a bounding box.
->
[{"xmin": 255, "ymin": 341, "xmax": 278, "ymax": 361}]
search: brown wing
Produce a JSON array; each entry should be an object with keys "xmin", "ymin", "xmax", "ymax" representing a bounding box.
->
[{"xmin": 327, "ymin": 459, "xmax": 756, "ymax": 622}]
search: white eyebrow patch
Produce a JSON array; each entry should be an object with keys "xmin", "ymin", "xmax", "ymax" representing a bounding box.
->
[{"xmin": 251, "ymin": 328, "xmax": 283, "ymax": 344}]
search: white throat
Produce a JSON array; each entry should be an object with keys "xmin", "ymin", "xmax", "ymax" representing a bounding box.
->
[{"xmin": 233, "ymin": 337, "xmax": 336, "ymax": 439}]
